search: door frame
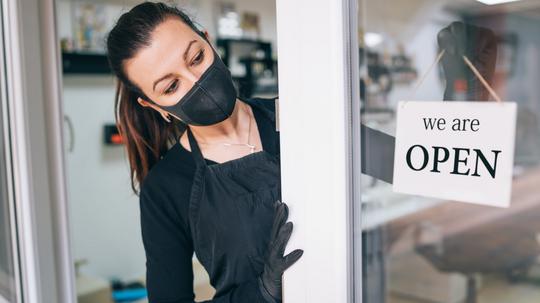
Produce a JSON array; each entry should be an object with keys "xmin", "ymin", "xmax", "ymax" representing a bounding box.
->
[
  {"xmin": 0, "ymin": 0, "xmax": 22, "ymax": 300},
  {"xmin": 1, "ymin": 0, "xmax": 76, "ymax": 302},
  {"xmin": 275, "ymin": 0, "xmax": 361, "ymax": 301}
]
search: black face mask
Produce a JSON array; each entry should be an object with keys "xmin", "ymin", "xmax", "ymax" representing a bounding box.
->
[{"xmin": 148, "ymin": 47, "xmax": 237, "ymax": 126}]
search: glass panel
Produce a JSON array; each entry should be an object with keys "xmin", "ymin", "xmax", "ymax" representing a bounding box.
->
[{"xmin": 356, "ymin": 1, "xmax": 540, "ymax": 302}]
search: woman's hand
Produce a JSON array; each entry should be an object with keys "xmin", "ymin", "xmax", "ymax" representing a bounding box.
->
[{"xmin": 257, "ymin": 200, "xmax": 303, "ymax": 303}]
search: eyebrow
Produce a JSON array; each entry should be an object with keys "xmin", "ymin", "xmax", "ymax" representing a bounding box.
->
[{"xmin": 152, "ymin": 39, "xmax": 198, "ymax": 92}]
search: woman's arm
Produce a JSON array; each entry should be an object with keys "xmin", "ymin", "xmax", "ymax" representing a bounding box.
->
[
  {"xmin": 360, "ymin": 124, "xmax": 395, "ymax": 184},
  {"xmin": 139, "ymin": 178, "xmax": 273, "ymax": 303}
]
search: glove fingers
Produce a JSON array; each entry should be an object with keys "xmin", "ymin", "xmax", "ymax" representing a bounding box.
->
[
  {"xmin": 283, "ymin": 249, "xmax": 304, "ymax": 270},
  {"xmin": 276, "ymin": 221, "xmax": 294, "ymax": 257},
  {"xmin": 282, "ymin": 202, "xmax": 289, "ymax": 221},
  {"xmin": 270, "ymin": 202, "xmax": 287, "ymax": 246},
  {"xmin": 275, "ymin": 203, "xmax": 290, "ymax": 238}
]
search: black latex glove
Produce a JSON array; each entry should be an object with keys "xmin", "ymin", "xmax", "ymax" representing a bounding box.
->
[
  {"xmin": 437, "ymin": 21, "xmax": 498, "ymax": 101},
  {"xmin": 257, "ymin": 200, "xmax": 303, "ymax": 303}
]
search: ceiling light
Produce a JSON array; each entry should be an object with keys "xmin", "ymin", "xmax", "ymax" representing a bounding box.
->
[
  {"xmin": 476, "ymin": 0, "xmax": 521, "ymax": 5},
  {"xmin": 365, "ymin": 32, "xmax": 383, "ymax": 48}
]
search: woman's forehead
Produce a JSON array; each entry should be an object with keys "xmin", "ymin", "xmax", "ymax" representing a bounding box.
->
[{"xmin": 124, "ymin": 18, "xmax": 202, "ymax": 92}]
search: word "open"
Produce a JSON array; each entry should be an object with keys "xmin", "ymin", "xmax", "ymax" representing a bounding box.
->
[{"xmin": 405, "ymin": 145, "xmax": 501, "ymax": 178}]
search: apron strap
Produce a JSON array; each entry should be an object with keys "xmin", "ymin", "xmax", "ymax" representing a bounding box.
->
[{"xmin": 186, "ymin": 126, "xmax": 206, "ymax": 167}]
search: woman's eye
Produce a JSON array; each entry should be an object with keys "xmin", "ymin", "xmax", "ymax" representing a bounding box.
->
[
  {"xmin": 191, "ymin": 50, "xmax": 204, "ymax": 66},
  {"xmin": 164, "ymin": 80, "xmax": 178, "ymax": 95}
]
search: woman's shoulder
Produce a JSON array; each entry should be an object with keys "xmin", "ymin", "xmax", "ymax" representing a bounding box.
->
[
  {"xmin": 245, "ymin": 96, "xmax": 278, "ymax": 127},
  {"xmin": 139, "ymin": 147, "xmax": 195, "ymax": 229},
  {"xmin": 246, "ymin": 96, "xmax": 280, "ymax": 155},
  {"xmin": 246, "ymin": 95, "xmax": 277, "ymax": 114},
  {"xmin": 139, "ymin": 144, "xmax": 195, "ymax": 206}
]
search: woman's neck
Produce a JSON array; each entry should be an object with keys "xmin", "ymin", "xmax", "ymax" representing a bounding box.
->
[{"xmin": 188, "ymin": 98, "xmax": 250, "ymax": 143}]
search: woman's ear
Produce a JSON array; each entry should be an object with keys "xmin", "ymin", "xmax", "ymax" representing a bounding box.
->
[
  {"xmin": 137, "ymin": 97, "xmax": 173, "ymax": 123},
  {"xmin": 137, "ymin": 97, "xmax": 151, "ymax": 107},
  {"xmin": 203, "ymin": 29, "xmax": 210, "ymax": 41}
]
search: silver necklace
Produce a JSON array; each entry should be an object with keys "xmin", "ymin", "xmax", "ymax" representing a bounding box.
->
[{"xmin": 193, "ymin": 104, "xmax": 257, "ymax": 153}]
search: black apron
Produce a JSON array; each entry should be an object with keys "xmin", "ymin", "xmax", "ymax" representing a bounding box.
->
[{"xmin": 185, "ymin": 99, "xmax": 281, "ymax": 297}]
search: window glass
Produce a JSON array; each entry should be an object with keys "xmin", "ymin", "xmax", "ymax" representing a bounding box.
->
[{"xmin": 356, "ymin": 1, "xmax": 540, "ymax": 302}]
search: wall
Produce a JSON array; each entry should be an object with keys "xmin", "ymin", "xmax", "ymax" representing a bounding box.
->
[
  {"xmin": 61, "ymin": 75, "xmax": 144, "ymax": 281},
  {"xmin": 56, "ymin": 0, "xmax": 277, "ymax": 282}
]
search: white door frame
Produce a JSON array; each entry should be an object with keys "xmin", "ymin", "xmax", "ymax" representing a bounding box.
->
[{"xmin": 276, "ymin": 0, "xmax": 360, "ymax": 301}]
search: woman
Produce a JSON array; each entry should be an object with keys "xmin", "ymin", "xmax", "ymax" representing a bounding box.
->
[{"xmin": 106, "ymin": 2, "xmax": 303, "ymax": 303}]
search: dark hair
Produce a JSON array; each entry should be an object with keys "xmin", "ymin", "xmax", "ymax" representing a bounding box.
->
[{"xmin": 106, "ymin": 1, "xmax": 207, "ymax": 194}]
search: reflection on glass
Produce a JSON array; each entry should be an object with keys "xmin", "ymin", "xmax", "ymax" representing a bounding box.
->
[{"xmin": 357, "ymin": 1, "xmax": 540, "ymax": 302}]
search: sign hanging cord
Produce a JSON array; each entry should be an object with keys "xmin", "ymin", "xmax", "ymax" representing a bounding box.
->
[{"xmin": 410, "ymin": 49, "xmax": 502, "ymax": 103}]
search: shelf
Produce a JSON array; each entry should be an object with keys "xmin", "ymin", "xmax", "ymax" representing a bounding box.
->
[{"xmin": 62, "ymin": 52, "xmax": 111, "ymax": 75}]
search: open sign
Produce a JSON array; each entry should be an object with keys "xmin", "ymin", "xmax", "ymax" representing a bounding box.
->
[
  {"xmin": 392, "ymin": 101, "xmax": 517, "ymax": 207},
  {"xmin": 405, "ymin": 145, "xmax": 500, "ymax": 178}
]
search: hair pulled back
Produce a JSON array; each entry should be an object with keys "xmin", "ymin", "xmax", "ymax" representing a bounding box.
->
[{"xmin": 106, "ymin": 1, "xmax": 206, "ymax": 194}]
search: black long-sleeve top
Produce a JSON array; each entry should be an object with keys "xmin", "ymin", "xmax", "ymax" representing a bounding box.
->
[{"xmin": 139, "ymin": 97, "xmax": 278, "ymax": 302}]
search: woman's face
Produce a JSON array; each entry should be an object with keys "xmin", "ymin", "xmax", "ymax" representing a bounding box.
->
[{"xmin": 124, "ymin": 17, "xmax": 214, "ymax": 107}]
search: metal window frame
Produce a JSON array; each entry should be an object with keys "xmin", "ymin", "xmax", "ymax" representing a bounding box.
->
[
  {"xmin": 1, "ymin": 0, "xmax": 76, "ymax": 302},
  {"xmin": 0, "ymin": 0, "xmax": 22, "ymax": 299}
]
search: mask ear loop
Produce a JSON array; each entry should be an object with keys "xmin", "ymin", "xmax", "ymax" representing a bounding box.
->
[{"xmin": 408, "ymin": 49, "xmax": 502, "ymax": 104}]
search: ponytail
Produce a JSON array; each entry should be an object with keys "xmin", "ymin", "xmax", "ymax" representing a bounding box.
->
[{"xmin": 106, "ymin": 2, "xmax": 204, "ymax": 194}]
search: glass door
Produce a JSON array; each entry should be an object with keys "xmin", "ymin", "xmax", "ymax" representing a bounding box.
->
[{"xmin": 355, "ymin": 1, "xmax": 540, "ymax": 302}]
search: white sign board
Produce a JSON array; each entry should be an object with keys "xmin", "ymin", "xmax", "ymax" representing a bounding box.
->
[{"xmin": 392, "ymin": 101, "xmax": 517, "ymax": 208}]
